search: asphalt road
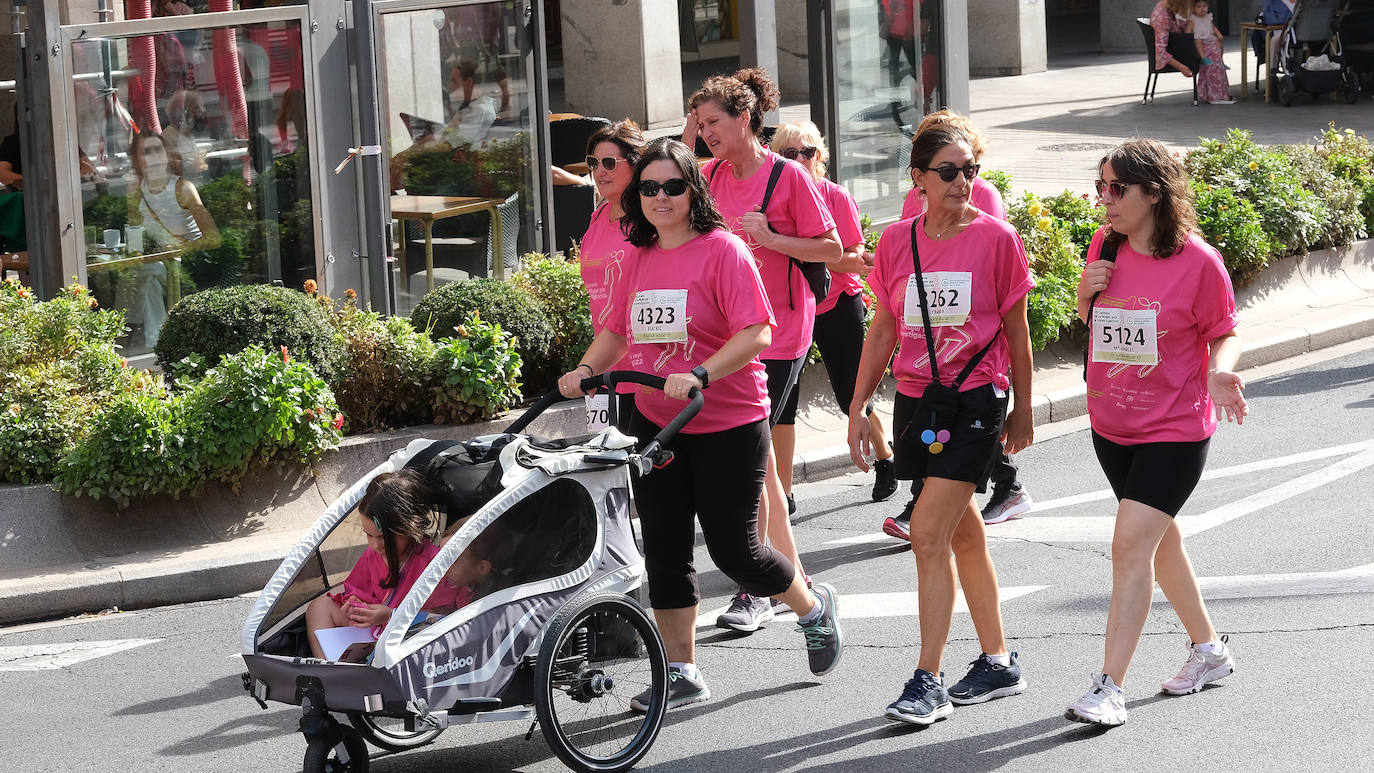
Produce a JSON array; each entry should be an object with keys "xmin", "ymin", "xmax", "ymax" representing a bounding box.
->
[{"xmin": 3, "ymin": 341, "xmax": 1373, "ymax": 773}]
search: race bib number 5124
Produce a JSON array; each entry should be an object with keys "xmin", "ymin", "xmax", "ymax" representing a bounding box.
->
[
  {"xmin": 630, "ymin": 289, "xmax": 688, "ymax": 343},
  {"xmin": 1091, "ymin": 306, "xmax": 1159, "ymax": 365}
]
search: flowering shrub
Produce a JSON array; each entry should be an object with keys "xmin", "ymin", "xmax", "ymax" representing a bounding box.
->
[
  {"xmin": 1008, "ymin": 194, "xmax": 1092, "ymax": 350},
  {"xmin": 322, "ymin": 291, "xmax": 436, "ymax": 434},
  {"xmin": 1190, "ymin": 184, "xmax": 1272, "ymax": 285},
  {"xmin": 431, "ymin": 312, "xmax": 524, "ymax": 424},
  {"xmin": 1315, "ymin": 123, "xmax": 1374, "ymax": 232},
  {"xmin": 411, "ymin": 277, "xmax": 555, "ymax": 397},
  {"xmin": 513, "ymin": 253, "xmax": 593, "ymax": 375}
]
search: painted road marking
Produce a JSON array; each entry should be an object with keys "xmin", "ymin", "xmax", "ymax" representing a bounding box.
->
[
  {"xmin": 0, "ymin": 639, "xmax": 161, "ymax": 671},
  {"xmin": 825, "ymin": 443, "xmax": 1374, "ymax": 546},
  {"xmin": 1155, "ymin": 563, "xmax": 1374, "ymax": 603},
  {"xmin": 695, "ymin": 586, "xmax": 1048, "ymax": 629}
]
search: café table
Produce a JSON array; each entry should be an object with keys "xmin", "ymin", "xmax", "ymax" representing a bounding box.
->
[
  {"xmin": 390, "ymin": 194, "xmax": 509, "ymax": 290},
  {"xmin": 85, "ymin": 247, "xmax": 183, "ymax": 308},
  {"xmin": 1240, "ymin": 22, "xmax": 1288, "ymax": 102}
]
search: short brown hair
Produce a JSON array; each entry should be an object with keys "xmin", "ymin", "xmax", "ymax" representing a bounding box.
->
[
  {"xmin": 585, "ymin": 118, "xmax": 645, "ymax": 165},
  {"xmin": 915, "ymin": 109, "xmax": 988, "ymax": 162},
  {"xmin": 1098, "ymin": 139, "xmax": 1199, "ymax": 259},
  {"xmin": 688, "ymin": 67, "xmax": 780, "ymax": 137}
]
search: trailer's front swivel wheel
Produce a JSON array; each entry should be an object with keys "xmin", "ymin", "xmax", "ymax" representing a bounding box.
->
[{"xmin": 303, "ymin": 725, "xmax": 369, "ymax": 773}]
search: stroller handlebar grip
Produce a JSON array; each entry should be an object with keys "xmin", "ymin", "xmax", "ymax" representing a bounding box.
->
[{"xmin": 504, "ymin": 370, "xmax": 704, "ymax": 454}]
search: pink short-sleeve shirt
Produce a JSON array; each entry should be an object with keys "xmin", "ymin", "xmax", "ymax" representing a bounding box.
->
[
  {"xmin": 342, "ymin": 540, "xmax": 440, "ymax": 606},
  {"xmin": 579, "ymin": 204, "xmax": 638, "ymax": 389},
  {"xmin": 869, "ymin": 212, "xmax": 1035, "ymax": 398},
  {"xmin": 1085, "ymin": 229, "xmax": 1240, "ymax": 444},
  {"xmin": 607, "ymin": 228, "xmax": 776, "ymax": 433},
  {"xmin": 707, "ymin": 153, "xmax": 835, "ymax": 360},
  {"xmin": 813, "ymin": 176, "xmax": 867, "ymax": 316}
]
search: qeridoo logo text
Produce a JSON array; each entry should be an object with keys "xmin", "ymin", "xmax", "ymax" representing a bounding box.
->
[{"xmin": 424, "ymin": 654, "xmax": 476, "ymax": 678}]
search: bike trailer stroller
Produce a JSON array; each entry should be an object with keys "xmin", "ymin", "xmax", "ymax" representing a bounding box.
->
[
  {"xmin": 1275, "ymin": 0, "xmax": 1361, "ymax": 103},
  {"xmin": 240, "ymin": 372, "xmax": 702, "ymax": 773}
]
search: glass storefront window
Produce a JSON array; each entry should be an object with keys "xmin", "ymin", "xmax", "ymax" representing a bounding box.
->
[
  {"xmin": 378, "ymin": 2, "xmax": 538, "ymax": 312},
  {"xmin": 833, "ymin": 0, "xmax": 943, "ymax": 222},
  {"xmin": 71, "ymin": 18, "xmax": 315, "ymax": 357}
]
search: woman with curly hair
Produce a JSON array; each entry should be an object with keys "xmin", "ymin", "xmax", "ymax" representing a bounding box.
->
[
  {"xmin": 558, "ymin": 138, "xmax": 844, "ymax": 710},
  {"xmin": 1065, "ymin": 139, "xmax": 1245, "ymax": 726}
]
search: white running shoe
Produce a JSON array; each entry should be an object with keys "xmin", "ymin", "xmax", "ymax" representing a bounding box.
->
[
  {"xmin": 1065, "ymin": 673, "xmax": 1127, "ymax": 726},
  {"xmin": 1161, "ymin": 636, "xmax": 1234, "ymax": 695},
  {"xmin": 982, "ymin": 487, "xmax": 1033, "ymax": 524}
]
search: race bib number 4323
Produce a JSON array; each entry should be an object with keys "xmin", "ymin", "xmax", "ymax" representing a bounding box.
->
[
  {"xmin": 904, "ymin": 272, "xmax": 972, "ymax": 327},
  {"xmin": 631, "ymin": 289, "xmax": 688, "ymax": 343},
  {"xmin": 1091, "ymin": 306, "xmax": 1159, "ymax": 365}
]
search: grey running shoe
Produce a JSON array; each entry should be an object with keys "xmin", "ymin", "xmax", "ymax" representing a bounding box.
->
[
  {"xmin": 715, "ymin": 592, "xmax": 774, "ymax": 632},
  {"xmin": 796, "ymin": 582, "xmax": 843, "ymax": 676},
  {"xmin": 885, "ymin": 669, "xmax": 953, "ymax": 725},
  {"xmin": 948, "ymin": 652, "xmax": 1027, "ymax": 705},
  {"xmin": 982, "ymin": 486, "xmax": 1033, "ymax": 525},
  {"xmin": 1065, "ymin": 673, "xmax": 1127, "ymax": 726},
  {"xmin": 1160, "ymin": 636, "xmax": 1234, "ymax": 695},
  {"xmin": 630, "ymin": 665, "xmax": 709, "ymax": 713}
]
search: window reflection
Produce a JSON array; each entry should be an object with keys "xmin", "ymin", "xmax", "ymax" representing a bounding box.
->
[{"xmin": 73, "ymin": 19, "xmax": 314, "ymax": 357}]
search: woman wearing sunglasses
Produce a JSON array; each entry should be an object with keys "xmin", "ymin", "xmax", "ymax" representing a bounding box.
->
[
  {"xmin": 684, "ymin": 68, "xmax": 843, "ymax": 634},
  {"xmin": 1065, "ymin": 139, "xmax": 1245, "ymax": 727},
  {"xmin": 557, "ymin": 139, "xmax": 844, "ymax": 710},
  {"xmin": 575, "ymin": 119, "xmax": 645, "ymax": 428},
  {"xmin": 894, "ymin": 109, "xmax": 1033, "ymax": 537},
  {"xmin": 772, "ymin": 120, "xmax": 897, "ymax": 506},
  {"xmin": 848, "ymin": 123, "xmax": 1034, "ymax": 725}
]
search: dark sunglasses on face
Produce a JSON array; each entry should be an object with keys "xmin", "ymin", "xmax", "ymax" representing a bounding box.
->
[
  {"xmin": 1094, "ymin": 180, "xmax": 1134, "ymax": 200},
  {"xmin": 782, "ymin": 146, "xmax": 819, "ymax": 160},
  {"xmin": 585, "ymin": 155, "xmax": 625, "ymax": 172},
  {"xmin": 638, "ymin": 178, "xmax": 689, "ymax": 197},
  {"xmin": 923, "ymin": 163, "xmax": 980, "ymax": 183}
]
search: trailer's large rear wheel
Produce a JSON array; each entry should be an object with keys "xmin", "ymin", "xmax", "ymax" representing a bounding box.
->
[
  {"xmin": 535, "ymin": 593, "xmax": 668, "ymax": 773},
  {"xmin": 347, "ymin": 712, "xmax": 444, "ymax": 752}
]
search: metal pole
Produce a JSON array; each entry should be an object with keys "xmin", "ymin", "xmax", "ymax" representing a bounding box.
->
[{"xmin": 351, "ymin": 0, "xmax": 393, "ymax": 315}]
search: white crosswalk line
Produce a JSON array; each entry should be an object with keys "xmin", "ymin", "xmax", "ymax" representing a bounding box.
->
[
  {"xmin": 694, "ymin": 586, "xmax": 1048, "ymax": 628},
  {"xmin": 0, "ymin": 639, "xmax": 161, "ymax": 671},
  {"xmin": 1155, "ymin": 563, "xmax": 1374, "ymax": 603}
]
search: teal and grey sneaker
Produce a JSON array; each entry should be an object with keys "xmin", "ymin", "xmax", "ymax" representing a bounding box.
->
[
  {"xmin": 630, "ymin": 665, "xmax": 709, "ymax": 713},
  {"xmin": 796, "ymin": 582, "xmax": 843, "ymax": 676},
  {"xmin": 885, "ymin": 669, "xmax": 953, "ymax": 725}
]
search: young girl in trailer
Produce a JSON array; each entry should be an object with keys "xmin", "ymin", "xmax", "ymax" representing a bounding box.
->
[{"xmin": 305, "ymin": 470, "xmax": 441, "ymax": 659}]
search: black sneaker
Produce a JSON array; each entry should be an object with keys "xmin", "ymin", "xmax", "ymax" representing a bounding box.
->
[
  {"xmin": 630, "ymin": 665, "xmax": 710, "ymax": 713},
  {"xmin": 872, "ymin": 458, "xmax": 898, "ymax": 502},
  {"xmin": 948, "ymin": 652, "xmax": 1027, "ymax": 705},
  {"xmin": 885, "ymin": 669, "xmax": 952, "ymax": 725}
]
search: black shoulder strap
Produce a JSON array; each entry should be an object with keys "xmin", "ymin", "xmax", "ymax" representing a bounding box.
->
[
  {"xmin": 1086, "ymin": 234, "xmax": 1121, "ymax": 312},
  {"xmin": 707, "ymin": 158, "xmax": 723, "ymax": 183},
  {"xmin": 909, "ymin": 217, "xmax": 995, "ymax": 388},
  {"xmin": 758, "ymin": 157, "xmax": 786, "ymax": 214}
]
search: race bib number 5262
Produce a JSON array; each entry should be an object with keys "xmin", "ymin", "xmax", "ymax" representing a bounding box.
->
[
  {"xmin": 631, "ymin": 289, "xmax": 688, "ymax": 343},
  {"xmin": 904, "ymin": 272, "xmax": 972, "ymax": 327},
  {"xmin": 1091, "ymin": 307, "xmax": 1159, "ymax": 365}
]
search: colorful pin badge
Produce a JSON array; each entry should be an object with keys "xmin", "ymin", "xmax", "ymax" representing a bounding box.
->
[{"xmin": 920, "ymin": 429, "xmax": 951, "ymax": 454}]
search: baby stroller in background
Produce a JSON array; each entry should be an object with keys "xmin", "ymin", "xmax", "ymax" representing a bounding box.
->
[
  {"xmin": 1334, "ymin": 0, "xmax": 1374, "ymax": 83},
  {"xmin": 240, "ymin": 372, "xmax": 703, "ymax": 773},
  {"xmin": 1274, "ymin": 0, "xmax": 1361, "ymax": 104}
]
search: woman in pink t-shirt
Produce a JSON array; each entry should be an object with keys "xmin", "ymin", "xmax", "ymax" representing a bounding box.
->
[
  {"xmin": 577, "ymin": 119, "xmax": 645, "ymax": 426},
  {"xmin": 683, "ymin": 68, "xmax": 842, "ymax": 631},
  {"xmin": 772, "ymin": 120, "xmax": 897, "ymax": 506},
  {"xmin": 847, "ymin": 124, "xmax": 1035, "ymax": 725},
  {"xmin": 556, "ymin": 139, "xmax": 844, "ymax": 708},
  {"xmin": 1065, "ymin": 139, "xmax": 1247, "ymax": 727},
  {"xmin": 304, "ymin": 470, "xmax": 441, "ymax": 659}
]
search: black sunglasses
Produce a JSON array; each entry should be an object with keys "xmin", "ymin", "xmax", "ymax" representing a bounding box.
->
[
  {"xmin": 922, "ymin": 163, "xmax": 980, "ymax": 183},
  {"xmin": 782, "ymin": 146, "xmax": 819, "ymax": 160},
  {"xmin": 638, "ymin": 178, "xmax": 689, "ymax": 197},
  {"xmin": 1094, "ymin": 180, "xmax": 1134, "ymax": 201},
  {"xmin": 585, "ymin": 155, "xmax": 625, "ymax": 172}
]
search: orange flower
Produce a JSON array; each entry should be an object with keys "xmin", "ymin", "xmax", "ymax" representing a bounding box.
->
[
  {"xmin": 281, "ymin": 345, "xmax": 291, "ymax": 364},
  {"xmin": 333, "ymin": 413, "xmax": 345, "ymax": 431},
  {"xmin": 87, "ymin": 296, "xmax": 99, "ymax": 309},
  {"xmin": 303, "ymin": 279, "xmax": 318, "ymax": 295},
  {"xmin": 17, "ymin": 287, "xmax": 30, "ymax": 298},
  {"xmin": 344, "ymin": 288, "xmax": 357, "ymax": 301}
]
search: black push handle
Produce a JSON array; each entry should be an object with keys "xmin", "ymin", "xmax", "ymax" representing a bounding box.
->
[{"xmin": 504, "ymin": 370, "xmax": 704, "ymax": 460}]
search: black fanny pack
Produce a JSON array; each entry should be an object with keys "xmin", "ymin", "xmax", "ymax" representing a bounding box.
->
[{"xmin": 908, "ymin": 218, "xmax": 994, "ymax": 454}]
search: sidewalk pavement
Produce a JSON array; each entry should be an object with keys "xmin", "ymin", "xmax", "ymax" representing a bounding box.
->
[{"xmin": 4, "ymin": 52, "xmax": 1374, "ymax": 626}]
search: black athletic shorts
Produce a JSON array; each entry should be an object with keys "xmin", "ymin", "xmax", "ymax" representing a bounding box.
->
[
  {"xmin": 1091, "ymin": 431, "xmax": 1210, "ymax": 518},
  {"xmin": 892, "ymin": 384, "xmax": 1007, "ymax": 493},
  {"xmin": 812, "ymin": 291, "xmax": 873, "ymax": 417},
  {"xmin": 762, "ymin": 355, "xmax": 806, "ymax": 427}
]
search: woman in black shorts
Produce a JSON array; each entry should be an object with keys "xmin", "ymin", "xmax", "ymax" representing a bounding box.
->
[
  {"xmin": 1065, "ymin": 139, "xmax": 1247, "ymax": 727},
  {"xmin": 847, "ymin": 124, "xmax": 1035, "ymax": 726}
]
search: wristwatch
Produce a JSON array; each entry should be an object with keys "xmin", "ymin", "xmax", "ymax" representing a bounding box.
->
[{"xmin": 690, "ymin": 365, "xmax": 710, "ymax": 388}]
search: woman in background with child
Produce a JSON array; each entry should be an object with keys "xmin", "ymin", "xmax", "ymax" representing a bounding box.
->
[{"xmin": 1149, "ymin": 0, "xmax": 1235, "ymax": 104}]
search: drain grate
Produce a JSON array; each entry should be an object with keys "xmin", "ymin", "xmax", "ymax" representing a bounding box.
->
[{"xmin": 1037, "ymin": 142, "xmax": 1117, "ymax": 152}]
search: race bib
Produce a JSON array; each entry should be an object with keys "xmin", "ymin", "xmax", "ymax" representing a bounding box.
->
[
  {"xmin": 631, "ymin": 289, "xmax": 688, "ymax": 343},
  {"xmin": 904, "ymin": 272, "xmax": 973, "ymax": 327},
  {"xmin": 584, "ymin": 393, "xmax": 610, "ymax": 432},
  {"xmin": 1091, "ymin": 307, "xmax": 1159, "ymax": 365}
]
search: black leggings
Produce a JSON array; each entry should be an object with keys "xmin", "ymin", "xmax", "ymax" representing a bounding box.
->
[
  {"xmin": 811, "ymin": 291, "xmax": 873, "ymax": 417},
  {"xmin": 629, "ymin": 410, "xmax": 796, "ymax": 609},
  {"xmin": 763, "ymin": 355, "xmax": 806, "ymax": 427},
  {"xmin": 1091, "ymin": 431, "xmax": 1210, "ymax": 518}
]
